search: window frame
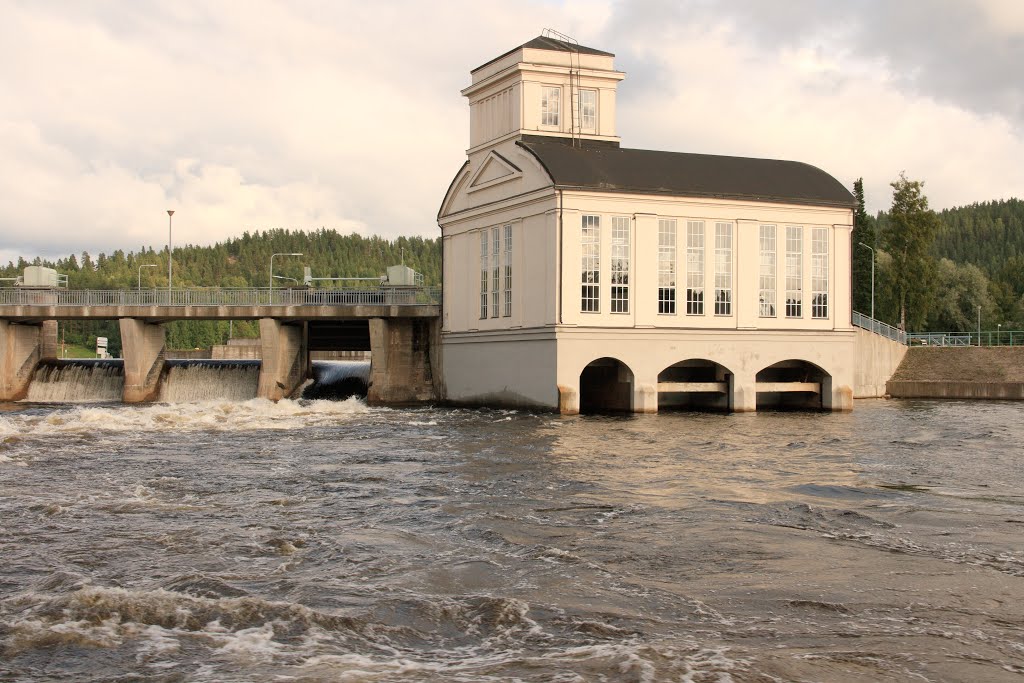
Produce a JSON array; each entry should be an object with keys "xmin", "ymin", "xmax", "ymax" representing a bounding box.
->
[
  {"xmin": 714, "ymin": 222, "xmax": 733, "ymax": 316},
  {"xmin": 479, "ymin": 230, "xmax": 488, "ymax": 320},
  {"xmin": 503, "ymin": 224, "xmax": 512, "ymax": 318},
  {"xmin": 581, "ymin": 214, "xmax": 601, "ymax": 313},
  {"xmin": 541, "ymin": 86, "xmax": 561, "ymax": 128},
  {"xmin": 578, "ymin": 88, "xmax": 597, "ymax": 131},
  {"xmin": 686, "ymin": 220, "xmax": 705, "ymax": 315},
  {"xmin": 610, "ymin": 216, "xmax": 630, "ymax": 314},
  {"xmin": 811, "ymin": 227, "xmax": 829, "ymax": 319},
  {"xmin": 785, "ymin": 225, "xmax": 803, "ymax": 319},
  {"xmin": 658, "ymin": 219, "xmax": 677, "ymax": 315},
  {"xmin": 759, "ymin": 224, "xmax": 777, "ymax": 318}
]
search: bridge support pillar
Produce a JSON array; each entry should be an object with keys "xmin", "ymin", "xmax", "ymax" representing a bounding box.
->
[
  {"xmin": 367, "ymin": 318, "xmax": 439, "ymax": 405},
  {"xmin": 732, "ymin": 374, "xmax": 758, "ymax": 413},
  {"xmin": 0, "ymin": 320, "xmax": 45, "ymax": 401},
  {"xmin": 120, "ymin": 318, "xmax": 166, "ymax": 402},
  {"xmin": 257, "ymin": 318, "xmax": 308, "ymax": 401}
]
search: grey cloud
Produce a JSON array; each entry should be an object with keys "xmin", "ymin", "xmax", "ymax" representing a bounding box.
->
[{"xmin": 609, "ymin": 0, "xmax": 1024, "ymax": 127}]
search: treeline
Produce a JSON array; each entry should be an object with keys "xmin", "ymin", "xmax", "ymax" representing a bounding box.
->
[
  {"xmin": 1, "ymin": 229, "xmax": 441, "ymax": 353},
  {"xmin": 854, "ymin": 194, "xmax": 1024, "ymax": 332}
]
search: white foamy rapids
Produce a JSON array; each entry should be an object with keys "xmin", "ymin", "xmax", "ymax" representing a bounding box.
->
[
  {"xmin": 2, "ymin": 398, "xmax": 371, "ymax": 438},
  {"xmin": 2, "ymin": 585, "xmax": 746, "ymax": 680}
]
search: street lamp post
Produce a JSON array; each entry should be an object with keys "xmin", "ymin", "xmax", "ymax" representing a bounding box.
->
[
  {"xmin": 997, "ymin": 323, "xmax": 1002, "ymax": 346},
  {"xmin": 858, "ymin": 241, "xmax": 875, "ymax": 321},
  {"xmin": 270, "ymin": 252, "xmax": 303, "ymax": 290},
  {"xmin": 978, "ymin": 305, "xmax": 982, "ymax": 347},
  {"xmin": 138, "ymin": 264, "xmax": 157, "ymax": 290},
  {"xmin": 167, "ymin": 210, "xmax": 175, "ymax": 296}
]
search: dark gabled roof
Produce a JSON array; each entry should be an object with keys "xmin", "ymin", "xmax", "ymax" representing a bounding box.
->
[
  {"xmin": 472, "ymin": 36, "xmax": 614, "ymax": 74},
  {"xmin": 517, "ymin": 135, "xmax": 855, "ymax": 209}
]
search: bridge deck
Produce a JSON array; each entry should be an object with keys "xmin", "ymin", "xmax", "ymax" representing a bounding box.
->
[{"xmin": 0, "ymin": 288, "xmax": 440, "ymax": 322}]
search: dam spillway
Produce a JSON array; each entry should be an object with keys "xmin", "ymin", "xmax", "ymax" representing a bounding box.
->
[{"xmin": 21, "ymin": 360, "xmax": 370, "ymax": 404}]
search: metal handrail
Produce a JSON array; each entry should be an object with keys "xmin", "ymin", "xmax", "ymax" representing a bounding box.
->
[
  {"xmin": 0, "ymin": 287, "xmax": 442, "ymax": 307},
  {"xmin": 852, "ymin": 311, "xmax": 907, "ymax": 344},
  {"xmin": 906, "ymin": 330, "xmax": 1022, "ymax": 347}
]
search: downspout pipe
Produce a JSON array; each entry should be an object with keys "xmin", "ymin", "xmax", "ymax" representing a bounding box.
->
[{"xmin": 558, "ymin": 189, "xmax": 564, "ymax": 325}]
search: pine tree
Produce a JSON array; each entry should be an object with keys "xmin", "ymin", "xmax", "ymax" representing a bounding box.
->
[
  {"xmin": 851, "ymin": 178, "xmax": 876, "ymax": 318},
  {"xmin": 884, "ymin": 173, "xmax": 940, "ymax": 331}
]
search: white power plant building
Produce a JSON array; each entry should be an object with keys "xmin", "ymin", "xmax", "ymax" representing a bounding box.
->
[{"xmin": 438, "ymin": 35, "xmax": 856, "ymax": 413}]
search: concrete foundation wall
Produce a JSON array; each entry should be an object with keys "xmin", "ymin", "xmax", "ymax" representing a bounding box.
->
[
  {"xmin": 887, "ymin": 381, "xmax": 1024, "ymax": 399},
  {"xmin": 368, "ymin": 318, "xmax": 440, "ymax": 405},
  {"xmin": 440, "ymin": 327, "xmax": 855, "ymax": 414},
  {"xmin": 442, "ymin": 333, "xmax": 559, "ymax": 409},
  {"xmin": 854, "ymin": 327, "xmax": 908, "ymax": 398},
  {"xmin": 119, "ymin": 318, "xmax": 166, "ymax": 402},
  {"xmin": 0, "ymin": 320, "xmax": 44, "ymax": 401},
  {"xmin": 554, "ymin": 328, "xmax": 855, "ymax": 414}
]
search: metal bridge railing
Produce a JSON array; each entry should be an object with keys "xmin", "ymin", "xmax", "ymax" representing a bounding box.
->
[
  {"xmin": 0, "ymin": 287, "xmax": 442, "ymax": 307},
  {"xmin": 906, "ymin": 330, "xmax": 1022, "ymax": 347},
  {"xmin": 852, "ymin": 311, "xmax": 907, "ymax": 344}
]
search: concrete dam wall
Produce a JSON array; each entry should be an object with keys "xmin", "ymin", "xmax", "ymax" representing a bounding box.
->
[{"xmin": 887, "ymin": 347, "xmax": 1024, "ymax": 399}]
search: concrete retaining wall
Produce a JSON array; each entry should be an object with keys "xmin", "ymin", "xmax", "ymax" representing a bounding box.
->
[
  {"xmin": 854, "ymin": 327, "xmax": 907, "ymax": 398},
  {"xmin": 887, "ymin": 381, "xmax": 1024, "ymax": 399}
]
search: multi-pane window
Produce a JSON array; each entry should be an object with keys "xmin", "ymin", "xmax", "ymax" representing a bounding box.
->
[
  {"xmin": 581, "ymin": 215, "xmax": 600, "ymax": 312},
  {"xmin": 785, "ymin": 226, "xmax": 803, "ymax": 318},
  {"xmin": 714, "ymin": 222, "xmax": 732, "ymax": 315},
  {"xmin": 658, "ymin": 219, "xmax": 677, "ymax": 314},
  {"xmin": 759, "ymin": 225, "xmax": 776, "ymax": 317},
  {"xmin": 503, "ymin": 224, "xmax": 512, "ymax": 317},
  {"xmin": 579, "ymin": 89, "xmax": 597, "ymax": 130},
  {"xmin": 541, "ymin": 86, "xmax": 561, "ymax": 127},
  {"xmin": 812, "ymin": 227, "xmax": 829, "ymax": 319},
  {"xmin": 491, "ymin": 226, "xmax": 500, "ymax": 318},
  {"xmin": 479, "ymin": 231, "xmax": 488, "ymax": 319},
  {"xmin": 686, "ymin": 220, "xmax": 704, "ymax": 315},
  {"xmin": 611, "ymin": 216, "xmax": 630, "ymax": 313}
]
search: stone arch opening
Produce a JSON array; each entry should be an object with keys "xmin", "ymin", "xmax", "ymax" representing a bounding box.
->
[
  {"xmin": 755, "ymin": 359, "xmax": 830, "ymax": 410},
  {"xmin": 579, "ymin": 357, "xmax": 634, "ymax": 414},
  {"xmin": 657, "ymin": 359, "xmax": 733, "ymax": 411}
]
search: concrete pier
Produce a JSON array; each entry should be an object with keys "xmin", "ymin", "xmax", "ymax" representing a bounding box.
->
[
  {"xmin": 119, "ymin": 318, "xmax": 167, "ymax": 402},
  {"xmin": 367, "ymin": 318, "xmax": 440, "ymax": 405},
  {"xmin": 0, "ymin": 321, "xmax": 46, "ymax": 401},
  {"xmin": 257, "ymin": 318, "xmax": 308, "ymax": 401}
]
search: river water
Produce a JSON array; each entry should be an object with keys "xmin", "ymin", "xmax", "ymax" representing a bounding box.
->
[{"xmin": 1, "ymin": 397, "xmax": 1022, "ymax": 682}]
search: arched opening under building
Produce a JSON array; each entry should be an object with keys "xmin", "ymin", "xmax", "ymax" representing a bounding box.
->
[
  {"xmin": 755, "ymin": 359, "xmax": 830, "ymax": 410},
  {"xmin": 579, "ymin": 357, "xmax": 634, "ymax": 414},
  {"xmin": 657, "ymin": 359, "xmax": 732, "ymax": 411}
]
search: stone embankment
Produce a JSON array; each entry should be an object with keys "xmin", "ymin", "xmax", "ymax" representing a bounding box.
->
[{"xmin": 887, "ymin": 347, "xmax": 1024, "ymax": 399}]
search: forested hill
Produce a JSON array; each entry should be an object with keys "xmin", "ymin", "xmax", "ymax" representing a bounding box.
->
[
  {"xmin": 933, "ymin": 199, "xmax": 1024, "ymax": 274},
  {"xmin": 0, "ymin": 229, "xmax": 441, "ymax": 289},
  {"xmin": 868, "ymin": 197, "xmax": 1024, "ymax": 332}
]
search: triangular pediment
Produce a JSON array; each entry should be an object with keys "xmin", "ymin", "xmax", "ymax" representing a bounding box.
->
[{"xmin": 467, "ymin": 151, "xmax": 522, "ymax": 192}]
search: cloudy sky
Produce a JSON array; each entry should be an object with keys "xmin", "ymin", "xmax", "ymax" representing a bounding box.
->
[{"xmin": 2, "ymin": 0, "xmax": 1022, "ymax": 265}]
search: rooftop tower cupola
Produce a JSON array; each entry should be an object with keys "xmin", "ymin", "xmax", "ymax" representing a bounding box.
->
[{"xmin": 462, "ymin": 32, "xmax": 625, "ymax": 152}]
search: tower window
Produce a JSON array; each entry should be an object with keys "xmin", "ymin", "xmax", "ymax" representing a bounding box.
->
[
  {"xmin": 542, "ymin": 86, "xmax": 561, "ymax": 127},
  {"xmin": 579, "ymin": 89, "xmax": 597, "ymax": 130}
]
